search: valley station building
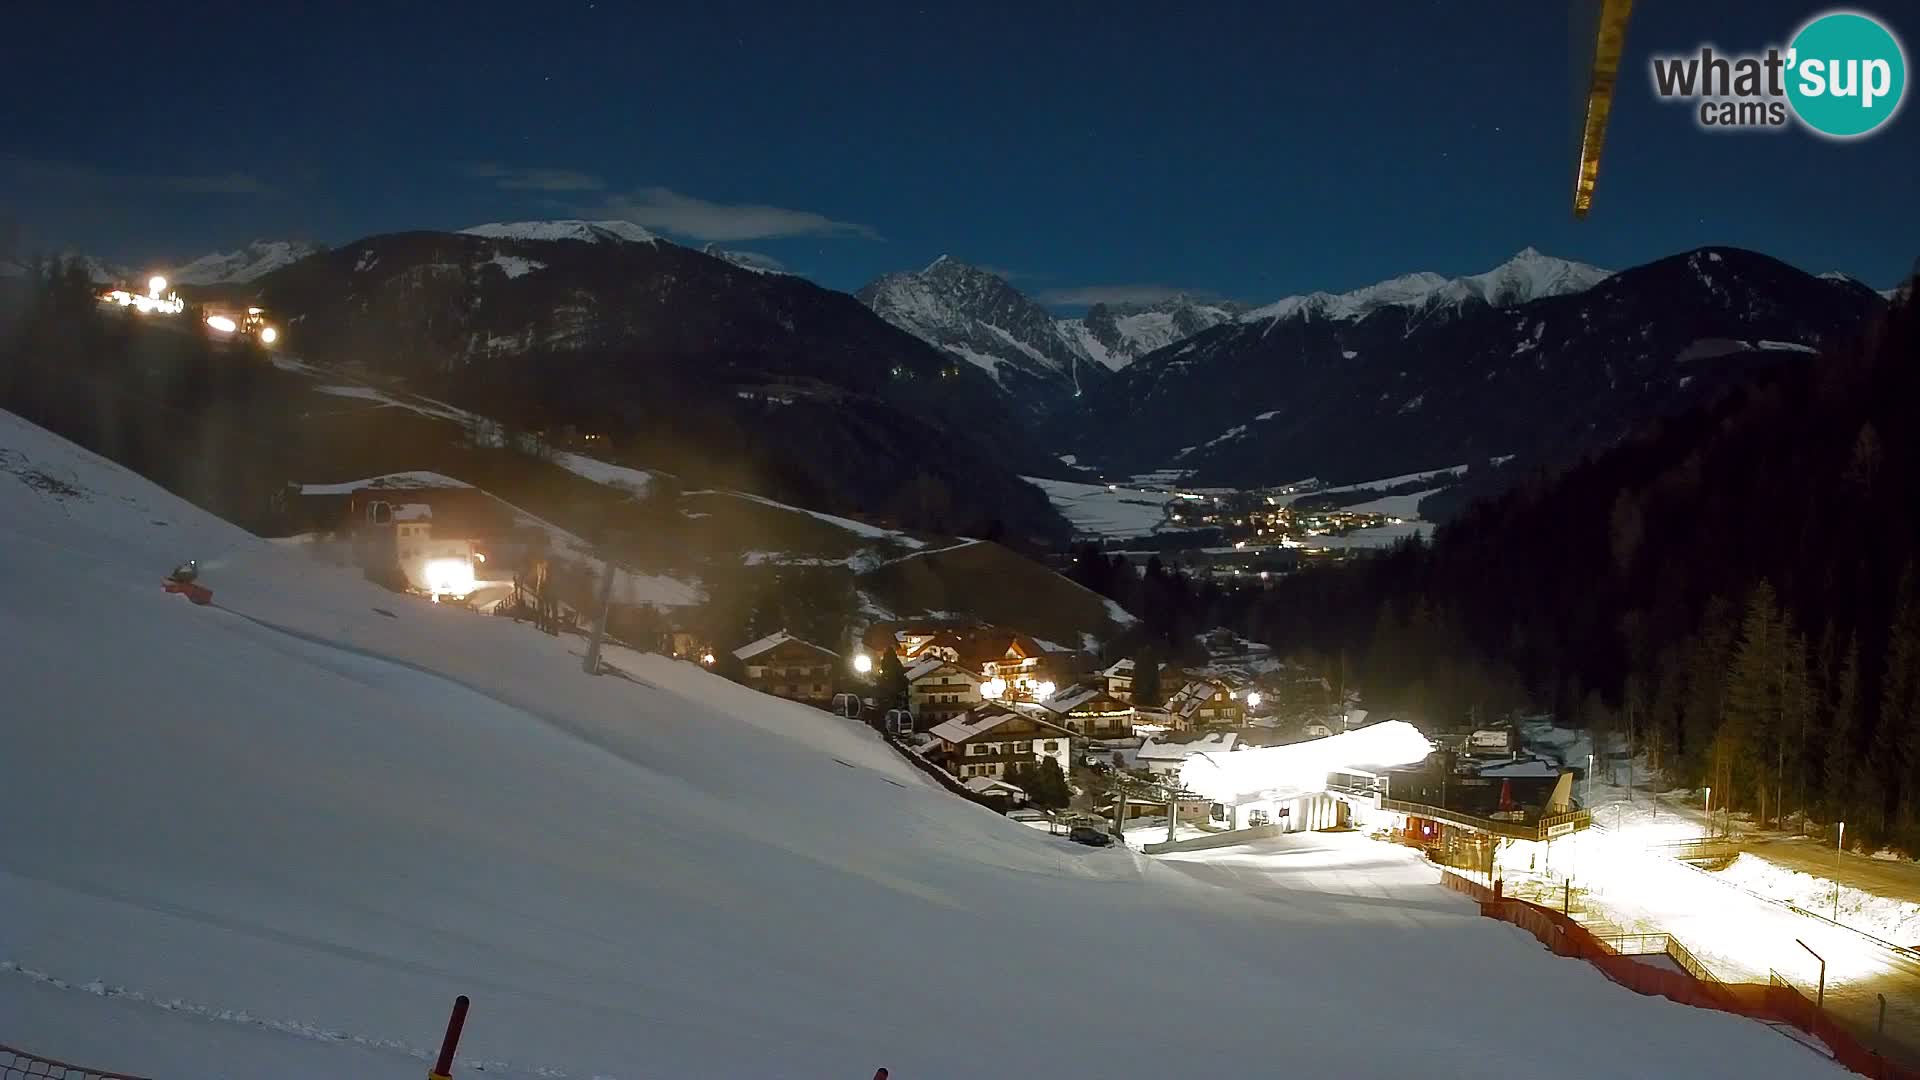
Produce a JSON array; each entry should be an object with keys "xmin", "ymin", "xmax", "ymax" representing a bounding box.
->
[{"xmin": 1174, "ymin": 722, "xmax": 1592, "ymax": 849}]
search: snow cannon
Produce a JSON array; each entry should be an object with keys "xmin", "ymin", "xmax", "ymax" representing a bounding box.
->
[
  {"xmin": 164, "ymin": 560, "xmax": 212, "ymax": 604},
  {"xmin": 164, "ymin": 578, "xmax": 214, "ymax": 605}
]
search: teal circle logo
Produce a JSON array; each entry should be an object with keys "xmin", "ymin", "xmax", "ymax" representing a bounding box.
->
[{"xmin": 1786, "ymin": 11, "xmax": 1907, "ymax": 138}]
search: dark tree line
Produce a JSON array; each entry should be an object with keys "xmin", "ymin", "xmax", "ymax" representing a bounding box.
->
[{"xmin": 1237, "ymin": 279, "xmax": 1920, "ymax": 850}]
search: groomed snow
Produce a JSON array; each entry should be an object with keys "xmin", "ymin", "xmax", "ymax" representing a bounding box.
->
[{"xmin": 0, "ymin": 411, "xmax": 1840, "ymax": 1079}]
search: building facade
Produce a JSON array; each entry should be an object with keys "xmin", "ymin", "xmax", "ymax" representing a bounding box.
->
[
  {"xmin": 906, "ymin": 658, "xmax": 984, "ymax": 729},
  {"xmin": 930, "ymin": 707, "xmax": 1074, "ymax": 782},
  {"xmin": 1038, "ymin": 686, "xmax": 1136, "ymax": 739},
  {"xmin": 734, "ymin": 632, "xmax": 840, "ymax": 706}
]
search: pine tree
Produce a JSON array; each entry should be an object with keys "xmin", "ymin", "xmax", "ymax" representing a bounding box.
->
[
  {"xmin": 1826, "ymin": 636, "xmax": 1862, "ymax": 823},
  {"xmin": 1726, "ymin": 581, "xmax": 1798, "ymax": 824},
  {"xmin": 1134, "ymin": 651, "xmax": 1163, "ymax": 707},
  {"xmin": 1027, "ymin": 756, "xmax": 1072, "ymax": 810},
  {"xmin": 1882, "ymin": 564, "xmax": 1920, "ymax": 827},
  {"xmin": 876, "ymin": 648, "xmax": 909, "ymax": 710}
]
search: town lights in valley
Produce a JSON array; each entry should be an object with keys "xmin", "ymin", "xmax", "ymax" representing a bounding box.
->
[
  {"xmin": 1036, "ymin": 681, "xmax": 1055, "ymax": 700},
  {"xmin": 981, "ymin": 676, "xmax": 1006, "ymax": 700},
  {"xmin": 206, "ymin": 314, "xmax": 238, "ymax": 333},
  {"xmin": 147, "ymin": 276, "xmax": 167, "ymax": 297}
]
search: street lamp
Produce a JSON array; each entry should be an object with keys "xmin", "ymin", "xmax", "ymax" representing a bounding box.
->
[
  {"xmin": 700, "ymin": 651, "xmax": 716, "ymax": 667},
  {"xmin": 1588, "ymin": 752, "xmax": 1594, "ymax": 804},
  {"xmin": 1246, "ymin": 691, "xmax": 1262, "ymax": 710},
  {"xmin": 1704, "ymin": 786, "xmax": 1712, "ymax": 839},
  {"xmin": 1835, "ymin": 821, "xmax": 1846, "ymax": 923},
  {"xmin": 852, "ymin": 653, "xmax": 873, "ymax": 676}
]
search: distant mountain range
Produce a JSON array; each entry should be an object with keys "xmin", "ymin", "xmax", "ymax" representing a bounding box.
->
[
  {"xmin": 1063, "ymin": 247, "xmax": 1889, "ymax": 490},
  {"xmin": 25, "ymin": 220, "xmax": 1903, "ymax": 543},
  {"xmin": 5, "ymin": 241, "xmax": 320, "ymax": 287},
  {"xmin": 248, "ymin": 222, "xmax": 1068, "ymax": 544},
  {"xmin": 855, "ymin": 256, "xmax": 1238, "ymax": 411}
]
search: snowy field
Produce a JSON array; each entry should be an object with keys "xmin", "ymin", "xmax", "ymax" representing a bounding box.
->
[
  {"xmin": 1716, "ymin": 854, "xmax": 1920, "ymax": 947},
  {"xmin": 1301, "ymin": 519, "xmax": 1436, "ymax": 550},
  {"xmin": 0, "ymin": 410, "xmax": 1839, "ymax": 1079},
  {"xmin": 1022, "ymin": 475, "xmax": 1177, "ymax": 539}
]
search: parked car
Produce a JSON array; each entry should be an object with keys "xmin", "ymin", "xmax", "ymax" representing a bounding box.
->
[{"xmin": 1068, "ymin": 825, "xmax": 1113, "ymax": 847}]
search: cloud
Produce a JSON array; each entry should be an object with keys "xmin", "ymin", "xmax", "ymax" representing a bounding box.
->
[
  {"xmin": 462, "ymin": 162, "xmax": 605, "ymax": 192},
  {"xmin": 592, "ymin": 186, "xmax": 882, "ymax": 242},
  {"xmin": 1036, "ymin": 284, "xmax": 1212, "ymax": 306},
  {"xmin": 0, "ymin": 156, "xmax": 274, "ymax": 196}
]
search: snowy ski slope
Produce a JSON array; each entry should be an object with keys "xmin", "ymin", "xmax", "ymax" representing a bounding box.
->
[{"xmin": 0, "ymin": 410, "xmax": 1837, "ymax": 1078}]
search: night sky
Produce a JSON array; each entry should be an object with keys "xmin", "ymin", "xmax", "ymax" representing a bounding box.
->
[{"xmin": 5, "ymin": 1, "xmax": 1914, "ymax": 301}]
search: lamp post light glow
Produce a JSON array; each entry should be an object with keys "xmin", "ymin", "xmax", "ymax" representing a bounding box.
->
[
  {"xmin": 1036, "ymin": 680, "xmax": 1055, "ymax": 701},
  {"xmin": 1836, "ymin": 821, "xmax": 1846, "ymax": 923},
  {"xmin": 852, "ymin": 653, "xmax": 873, "ymax": 676},
  {"xmin": 1246, "ymin": 691, "xmax": 1262, "ymax": 710},
  {"xmin": 148, "ymin": 275, "xmax": 167, "ymax": 298},
  {"xmin": 700, "ymin": 651, "xmax": 716, "ymax": 667},
  {"xmin": 1704, "ymin": 786, "xmax": 1712, "ymax": 838}
]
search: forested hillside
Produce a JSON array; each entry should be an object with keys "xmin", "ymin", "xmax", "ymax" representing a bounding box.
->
[{"xmin": 1240, "ymin": 277, "xmax": 1920, "ymax": 849}]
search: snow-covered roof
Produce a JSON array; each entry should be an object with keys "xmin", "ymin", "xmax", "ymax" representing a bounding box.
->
[
  {"xmin": 733, "ymin": 631, "xmax": 836, "ymax": 663},
  {"xmin": 1044, "ymin": 685, "xmax": 1121, "ymax": 715},
  {"xmin": 964, "ymin": 776, "xmax": 1026, "ymax": 797},
  {"xmin": 906, "ymin": 657, "xmax": 978, "ymax": 684},
  {"xmin": 1099, "ymin": 658, "xmax": 1135, "ymax": 679},
  {"xmin": 297, "ymin": 472, "xmax": 472, "ymax": 496},
  {"xmin": 929, "ymin": 707, "xmax": 1070, "ymax": 745},
  {"xmin": 1139, "ymin": 732, "xmax": 1238, "ymax": 762}
]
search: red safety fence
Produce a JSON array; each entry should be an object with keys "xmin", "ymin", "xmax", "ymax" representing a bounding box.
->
[
  {"xmin": 1, "ymin": 1044, "xmax": 153, "ymax": 1079},
  {"xmin": 1460, "ymin": 886, "xmax": 1920, "ymax": 1080}
]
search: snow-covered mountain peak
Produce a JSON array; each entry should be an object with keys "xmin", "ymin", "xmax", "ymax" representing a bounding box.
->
[
  {"xmin": 1243, "ymin": 250, "xmax": 1611, "ymax": 325},
  {"xmin": 1061, "ymin": 295, "xmax": 1240, "ymax": 371},
  {"xmin": 169, "ymin": 240, "xmax": 318, "ymax": 285},
  {"xmin": 858, "ymin": 259, "xmax": 1093, "ymax": 402},
  {"xmin": 459, "ymin": 220, "xmax": 659, "ymax": 245}
]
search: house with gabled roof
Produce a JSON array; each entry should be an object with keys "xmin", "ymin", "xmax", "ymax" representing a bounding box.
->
[
  {"xmin": 905, "ymin": 657, "xmax": 984, "ymax": 729},
  {"xmin": 1032, "ymin": 684, "xmax": 1136, "ymax": 739},
  {"xmin": 1165, "ymin": 676, "xmax": 1245, "ymax": 729},
  {"xmin": 734, "ymin": 631, "xmax": 839, "ymax": 706},
  {"xmin": 929, "ymin": 705, "xmax": 1074, "ymax": 782}
]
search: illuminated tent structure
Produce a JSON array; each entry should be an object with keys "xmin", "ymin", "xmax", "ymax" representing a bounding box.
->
[{"xmin": 1178, "ymin": 719, "xmax": 1433, "ymax": 806}]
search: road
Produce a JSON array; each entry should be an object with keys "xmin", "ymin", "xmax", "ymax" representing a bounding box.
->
[
  {"xmin": 1747, "ymin": 836, "xmax": 1920, "ymax": 905},
  {"xmin": 1511, "ymin": 826, "xmax": 1920, "ymax": 1068}
]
